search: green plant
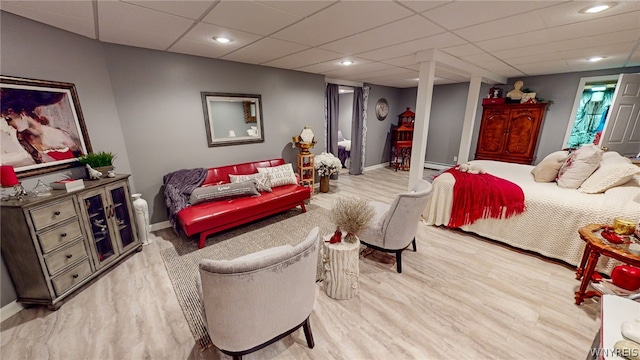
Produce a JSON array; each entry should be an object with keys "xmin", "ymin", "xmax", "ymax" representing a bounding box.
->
[{"xmin": 78, "ymin": 151, "xmax": 116, "ymax": 167}]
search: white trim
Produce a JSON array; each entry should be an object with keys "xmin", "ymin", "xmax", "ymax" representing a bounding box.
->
[
  {"xmin": 424, "ymin": 161, "xmax": 454, "ymax": 170},
  {"xmin": 364, "ymin": 163, "xmax": 387, "ymax": 171},
  {"xmin": 562, "ymin": 74, "xmax": 619, "ymax": 148},
  {"xmin": 150, "ymin": 221, "xmax": 171, "ymax": 232},
  {"xmin": 1, "ymin": 300, "xmax": 23, "ymax": 323}
]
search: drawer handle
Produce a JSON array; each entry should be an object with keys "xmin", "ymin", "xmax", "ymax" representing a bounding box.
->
[
  {"xmin": 72, "ymin": 274, "xmax": 79, "ymax": 279},
  {"xmin": 54, "ymin": 211, "xmax": 61, "ymax": 216},
  {"xmin": 61, "ymin": 233, "xmax": 67, "ymax": 238},
  {"xmin": 66, "ymin": 254, "xmax": 73, "ymax": 259}
]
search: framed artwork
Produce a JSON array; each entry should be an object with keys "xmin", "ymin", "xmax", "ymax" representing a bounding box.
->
[
  {"xmin": 1, "ymin": 76, "xmax": 92, "ymax": 178},
  {"xmin": 520, "ymin": 92, "xmax": 537, "ymax": 104}
]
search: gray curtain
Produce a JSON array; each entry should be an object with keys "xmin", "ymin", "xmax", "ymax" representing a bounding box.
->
[
  {"xmin": 326, "ymin": 83, "xmax": 340, "ymax": 156},
  {"xmin": 349, "ymin": 87, "xmax": 364, "ymax": 175}
]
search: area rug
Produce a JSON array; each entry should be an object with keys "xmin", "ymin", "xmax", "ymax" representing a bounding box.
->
[{"xmin": 159, "ymin": 205, "xmax": 334, "ymax": 350}]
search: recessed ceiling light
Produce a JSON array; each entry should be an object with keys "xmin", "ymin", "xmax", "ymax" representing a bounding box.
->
[
  {"xmin": 588, "ymin": 56, "xmax": 605, "ymax": 62},
  {"xmin": 580, "ymin": 3, "xmax": 614, "ymax": 14},
  {"xmin": 213, "ymin": 36, "xmax": 232, "ymax": 44},
  {"xmin": 340, "ymin": 60, "xmax": 353, "ymax": 66}
]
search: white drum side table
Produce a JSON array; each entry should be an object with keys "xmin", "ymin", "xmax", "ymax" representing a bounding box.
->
[{"xmin": 322, "ymin": 237, "xmax": 360, "ymax": 299}]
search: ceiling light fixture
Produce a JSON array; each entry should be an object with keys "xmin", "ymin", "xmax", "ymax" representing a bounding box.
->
[
  {"xmin": 588, "ymin": 56, "xmax": 605, "ymax": 62},
  {"xmin": 340, "ymin": 60, "xmax": 353, "ymax": 66},
  {"xmin": 213, "ymin": 36, "xmax": 232, "ymax": 44},
  {"xmin": 580, "ymin": 3, "xmax": 614, "ymax": 14}
]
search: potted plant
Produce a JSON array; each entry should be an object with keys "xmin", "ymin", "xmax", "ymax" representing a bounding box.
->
[
  {"xmin": 78, "ymin": 151, "xmax": 116, "ymax": 177},
  {"xmin": 314, "ymin": 152, "xmax": 342, "ymax": 193}
]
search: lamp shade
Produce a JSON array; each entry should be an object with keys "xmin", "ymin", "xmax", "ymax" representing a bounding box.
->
[{"xmin": 0, "ymin": 165, "xmax": 19, "ymax": 187}]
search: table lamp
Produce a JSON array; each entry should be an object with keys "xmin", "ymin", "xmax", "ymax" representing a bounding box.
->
[
  {"xmin": 292, "ymin": 126, "xmax": 316, "ymax": 155},
  {"xmin": 1, "ymin": 165, "xmax": 27, "ymax": 200}
]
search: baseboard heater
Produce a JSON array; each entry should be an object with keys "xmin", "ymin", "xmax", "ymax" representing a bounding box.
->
[{"xmin": 423, "ymin": 161, "xmax": 455, "ymax": 170}]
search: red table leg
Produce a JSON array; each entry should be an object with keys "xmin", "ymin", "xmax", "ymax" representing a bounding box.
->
[
  {"xmin": 576, "ymin": 243, "xmax": 592, "ymax": 280},
  {"xmin": 575, "ymin": 250, "xmax": 600, "ymax": 305}
]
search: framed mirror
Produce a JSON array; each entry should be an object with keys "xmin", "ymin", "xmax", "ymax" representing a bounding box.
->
[{"xmin": 201, "ymin": 92, "xmax": 264, "ymax": 147}]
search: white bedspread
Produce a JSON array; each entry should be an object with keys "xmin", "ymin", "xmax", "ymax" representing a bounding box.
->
[{"xmin": 423, "ymin": 160, "xmax": 640, "ymax": 273}]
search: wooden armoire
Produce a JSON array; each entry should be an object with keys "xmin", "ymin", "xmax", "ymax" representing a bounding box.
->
[{"xmin": 475, "ymin": 103, "xmax": 549, "ymax": 165}]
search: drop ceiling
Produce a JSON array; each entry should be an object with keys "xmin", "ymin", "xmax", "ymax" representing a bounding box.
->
[{"xmin": 2, "ymin": 1, "xmax": 639, "ymax": 88}]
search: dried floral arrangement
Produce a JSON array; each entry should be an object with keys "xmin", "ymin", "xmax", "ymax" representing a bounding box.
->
[
  {"xmin": 315, "ymin": 152, "xmax": 342, "ymax": 177},
  {"xmin": 330, "ymin": 196, "xmax": 375, "ymax": 243}
]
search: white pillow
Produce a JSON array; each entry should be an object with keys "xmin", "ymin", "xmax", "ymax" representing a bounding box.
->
[
  {"xmin": 229, "ymin": 172, "xmax": 272, "ymax": 192},
  {"xmin": 257, "ymin": 163, "xmax": 297, "ymax": 187},
  {"xmin": 579, "ymin": 162, "xmax": 640, "ymax": 194},
  {"xmin": 601, "ymin": 151, "xmax": 632, "ymax": 165},
  {"xmin": 531, "ymin": 150, "xmax": 569, "ymax": 182},
  {"xmin": 556, "ymin": 144, "xmax": 603, "ymax": 189}
]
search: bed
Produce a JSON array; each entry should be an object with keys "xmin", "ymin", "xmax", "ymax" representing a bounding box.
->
[
  {"xmin": 337, "ymin": 130, "xmax": 351, "ymax": 168},
  {"xmin": 423, "ymin": 154, "xmax": 640, "ymax": 274}
]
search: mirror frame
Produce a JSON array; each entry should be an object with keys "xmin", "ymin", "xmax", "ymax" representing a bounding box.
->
[{"xmin": 201, "ymin": 92, "xmax": 265, "ymax": 147}]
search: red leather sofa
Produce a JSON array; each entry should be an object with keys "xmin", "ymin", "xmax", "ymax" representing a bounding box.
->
[{"xmin": 176, "ymin": 158, "xmax": 311, "ymax": 248}]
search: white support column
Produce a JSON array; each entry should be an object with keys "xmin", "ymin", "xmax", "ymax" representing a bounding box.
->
[
  {"xmin": 408, "ymin": 60, "xmax": 436, "ymax": 190},
  {"xmin": 457, "ymin": 76, "xmax": 483, "ymax": 164}
]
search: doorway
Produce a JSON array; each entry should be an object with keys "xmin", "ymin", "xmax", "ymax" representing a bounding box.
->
[{"xmin": 563, "ymin": 75, "xmax": 618, "ymax": 148}]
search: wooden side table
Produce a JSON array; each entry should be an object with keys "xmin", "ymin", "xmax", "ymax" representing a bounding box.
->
[
  {"xmin": 575, "ymin": 224, "xmax": 640, "ymax": 305},
  {"xmin": 322, "ymin": 237, "xmax": 359, "ymax": 300}
]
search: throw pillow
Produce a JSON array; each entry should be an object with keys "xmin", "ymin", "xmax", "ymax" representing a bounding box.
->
[
  {"xmin": 579, "ymin": 163, "xmax": 640, "ymax": 194},
  {"xmin": 257, "ymin": 163, "xmax": 297, "ymax": 187},
  {"xmin": 229, "ymin": 172, "xmax": 272, "ymax": 192},
  {"xmin": 189, "ymin": 181, "xmax": 260, "ymax": 205},
  {"xmin": 531, "ymin": 150, "xmax": 569, "ymax": 182},
  {"xmin": 556, "ymin": 144, "xmax": 603, "ymax": 189}
]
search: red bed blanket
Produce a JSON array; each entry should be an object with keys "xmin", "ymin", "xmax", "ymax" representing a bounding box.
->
[{"xmin": 443, "ymin": 168, "xmax": 526, "ymax": 228}]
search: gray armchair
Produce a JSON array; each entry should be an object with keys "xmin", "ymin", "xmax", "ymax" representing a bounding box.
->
[
  {"xmin": 359, "ymin": 179, "xmax": 433, "ymax": 273},
  {"xmin": 197, "ymin": 227, "xmax": 320, "ymax": 360}
]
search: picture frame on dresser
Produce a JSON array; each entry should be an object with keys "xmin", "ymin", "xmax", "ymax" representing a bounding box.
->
[{"xmin": 0, "ymin": 75, "xmax": 92, "ymax": 178}]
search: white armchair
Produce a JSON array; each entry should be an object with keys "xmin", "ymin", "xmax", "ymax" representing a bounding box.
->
[
  {"xmin": 359, "ymin": 180, "xmax": 433, "ymax": 273},
  {"xmin": 197, "ymin": 227, "xmax": 320, "ymax": 359}
]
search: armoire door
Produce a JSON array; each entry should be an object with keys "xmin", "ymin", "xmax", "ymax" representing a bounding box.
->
[
  {"xmin": 476, "ymin": 107, "xmax": 510, "ymax": 157},
  {"xmin": 504, "ymin": 107, "xmax": 542, "ymax": 160}
]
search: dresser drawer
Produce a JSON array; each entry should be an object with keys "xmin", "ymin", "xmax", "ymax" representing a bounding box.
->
[
  {"xmin": 44, "ymin": 241, "xmax": 88, "ymax": 276},
  {"xmin": 38, "ymin": 220, "xmax": 83, "ymax": 254},
  {"xmin": 30, "ymin": 199, "xmax": 77, "ymax": 231},
  {"xmin": 52, "ymin": 260, "xmax": 92, "ymax": 296}
]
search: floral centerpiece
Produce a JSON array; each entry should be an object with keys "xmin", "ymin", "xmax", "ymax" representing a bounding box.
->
[
  {"xmin": 315, "ymin": 152, "xmax": 342, "ymax": 193},
  {"xmin": 329, "ymin": 196, "xmax": 375, "ymax": 243}
]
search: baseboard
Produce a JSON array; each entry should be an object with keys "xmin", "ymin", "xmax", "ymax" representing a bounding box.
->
[
  {"xmin": 424, "ymin": 161, "xmax": 454, "ymax": 170},
  {"xmin": 150, "ymin": 220, "xmax": 171, "ymax": 232},
  {"xmin": 1, "ymin": 300, "xmax": 23, "ymax": 323},
  {"xmin": 364, "ymin": 163, "xmax": 387, "ymax": 171}
]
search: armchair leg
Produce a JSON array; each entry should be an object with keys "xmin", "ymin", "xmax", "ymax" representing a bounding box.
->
[
  {"xmin": 232, "ymin": 356, "xmax": 242, "ymax": 360},
  {"xmin": 395, "ymin": 250, "xmax": 402, "ymax": 273},
  {"xmin": 302, "ymin": 317, "xmax": 315, "ymax": 348},
  {"xmin": 412, "ymin": 238, "xmax": 417, "ymax": 252}
]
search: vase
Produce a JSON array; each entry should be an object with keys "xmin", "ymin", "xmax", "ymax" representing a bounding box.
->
[
  {"xmin": 320, "ymin": 176, "xmax": 330, "ymax": 193},
  {"xmin": 132, "ymin": 193, "xmax": 152, "ymax": 245}
]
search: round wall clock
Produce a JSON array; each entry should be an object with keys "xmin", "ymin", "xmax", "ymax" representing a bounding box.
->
[{"xmin": 375, "ymin": 98, "xmax": 389, "ymax": 121}]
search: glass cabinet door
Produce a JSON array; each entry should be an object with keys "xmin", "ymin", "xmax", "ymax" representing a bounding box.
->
[
  {"xmin": 107, "ymin": 184, "xmax": 137, "ymax": 253},
  {"xmin": 80, "ymin": 191, "xmax": 119, "ymax": 268}
]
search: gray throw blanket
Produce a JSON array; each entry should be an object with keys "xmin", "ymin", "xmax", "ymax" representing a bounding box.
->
[{"xmin": 163, "ymin": 168, "xmax": 208, "ymax": 232}]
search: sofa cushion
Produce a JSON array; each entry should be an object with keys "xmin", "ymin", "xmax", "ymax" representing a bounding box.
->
[
  {"xmin": 189, "ymin": 181, "xmax": 260, "ymax": 205},
  {"xmin": 531, "ymin": 150, "xmax": 569, "ymax": 182},
  {"xmin": 556, "ymin": 144, "xmax": 603, "ymax": 189},
  {"xmin": 229, "ymin": 172, "xmax": 272, "ymax": 192},
  {"xmin": 257, "ymin": 163, "xmax": 297, "ymax": 187}
]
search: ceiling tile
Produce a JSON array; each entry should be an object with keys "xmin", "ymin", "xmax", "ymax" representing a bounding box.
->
[
  {"xmin": 221, "ymin": 38, "xmax": 309, "ymax": 65},
  {"xmin": 535, "ymin": 1, "xmax": 640, "ymax": 28},
  {"xmin": 421, "ymin": 1, "xmax": 558, "ymax": 30},
  {"xmin": 270, "ymin": 1, "xmax": 414, "ymax": 46},
  {"xmin": 512, "ymin": 59, "xmax": 571, "ymax": 76},
  {"xmin": 473, "ymin": 60, "xmax": 526, "ymax": 78},
  {"xmin": 325, "ymin": 62, "xmax": 396, "ymax": 78},
  {"xmin": 262, "ymin": 48, "xmax": 344, "ymax": 69},
  {"xmin": 256, "ymin": 1, "xmax": 337, "ymax": 17},
  {"xmin": 441, "ymin": 43, "xmax": 485, "ymax": 57},
  {"xmin": 98, "ymin": 1, "xmax": 194, "ymax": 49},
  {"xmin": 1, "ymin": 1, "xmax": 95, "ymax": 38},
  {"xmin": 358, "ymin": 32, "xmax": 466, "ymax": 61},
  {"xmin": 202, "ymin": 1, "xmax": 301, "ymax": 36},
  {"xmin": 170, "ymin": 22, "xmax": 262, "ymax": 58},
  {"xmin": 453, "ymin": 12, "xmax": 548, "ymax": 43},
  {"xmin": 397, "ymin": 1, "xmax": 451, "ymax": 13},
  {"xmin": 123, "ymin": 0, "xmax": 214, "ymax": 20},
  {"xmin": 459, "ymin": 52, "xmax": 498, "ymax": 64},
  {"xmin": 381, "ymin": 55, "xmax": 418, "ymax": 67},
  {"xmin": 319, "ymin": 15, "xmax": 444, "ymax": 55},
  {"xmin": 295, "ymin": 57, "xmax": 373, "ymax": 74}
]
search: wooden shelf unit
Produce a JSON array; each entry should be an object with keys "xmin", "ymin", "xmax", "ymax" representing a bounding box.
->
[{"xmin": 297, "ymin": 153, "xmax": 315, "ymax": 196}]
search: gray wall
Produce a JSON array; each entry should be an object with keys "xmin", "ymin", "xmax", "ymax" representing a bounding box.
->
[{"xmin": 365, "ymin": 84, "xmax": 406, "ymax": 166}]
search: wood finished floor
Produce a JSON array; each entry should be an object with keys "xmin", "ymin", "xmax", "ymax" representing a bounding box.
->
[{"xmin": 0, "ymin": 167, "xmax": 601, "ymax": 359}]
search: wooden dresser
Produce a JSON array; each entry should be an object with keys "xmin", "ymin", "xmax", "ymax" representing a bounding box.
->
[
  {"xmin": 389, "ymin": 107, "xmax": 415, "ymax": 171},
  {"xmin": 1, "ymin": 175, "xmax": 141, "ymax": 310},
  {"xmin": 475, "ymin": 103, "xmax": 549, "ymax": 165}
]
